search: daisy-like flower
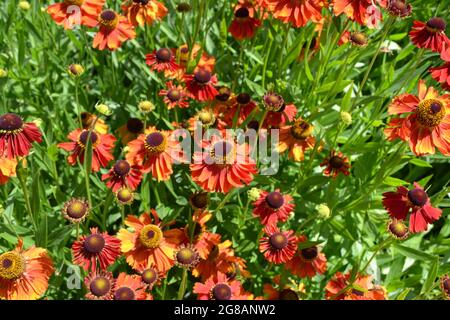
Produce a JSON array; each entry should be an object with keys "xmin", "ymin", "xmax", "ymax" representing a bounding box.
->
[
  {"xmin": 386, "ymin": 0, "xmax": 412, "ymax": 18},
  {"xmin": 47, "ymin": 0, "xmax": 105, "ymax": 29},
  {"xmin": 0, "ymin": 156, "xmax": 17, "ymax": 185},
  {"xmin": 263, "ymin": 276, "xmax": 306, "ymax": 300},
  {"xmin": 259, "ymin": 224, "xmax": 297, "ymax": 264},
  {"xmin": 277, "ymin": 118, "xmax": 316, "ymax": 161},
  {"xmin": 158, "ymin": 81, "xmax": 189, "ymax": 109},
  {"xmin": 325, "ymin": 271, "xmax": 387, "ymax": 300},
  {"xmin": 193, "ymin": 271, "xmax": 245, "ymax": 300},
  {"xmin": 113, "ymin": 273, "xmax": 147, "ymax": 300},
  {"xmin": 228, "ymin": 5, "xmax": 261, "ymax": 40},
  {"xmin": 332, "ymin": 0, "xmax": 386, "ymax": 27},
  {"xmin": 121, "ymin": 0, "xmax": 168, "ymax": 27},
  {"xmin": 193, "ymin": 239, "xmax": 235, "ymax": 280},
  {"xmin": 320, "ymin": 150, "xmax": 351, "ymax": 178},
  {"xmin": 387, "ymin": 218, "xmax": 409, "ymax": 240},
  {"xmin": 409, "ymin": 17, "xmax": 449, "ymax": 53},
  {"xmin": 81, "ymin": 112, "xmax": 109, "ymax": 135},
  {"xmin": 441, "ymin": 275, "xmax": 450, "ymax": 300},
  {"xmin": 430, "ymin": 46, "xmax": 450, "ymax": 91},
  {"xmin": 222, "ymin": 93, "xmax": 258, "ymax": 127},
  {"xmin": 382, "ymin": 182, "xmax": 442, "ymax": 233},
  {"xmin": 136, "ymin": 262, "xmax": 164, "ymax": 290},
  {"xmin": 116, "ymin": 118, "xmax": 144, "ymax": 145},
  {"xmin": 190, "ymin": 136, "xmax": 257, "ymax": 193},
  {"xmin": 62, "ymin": 198, "xmax": 90, "ymax": 224},
  {"xmin": 384, "ymin": 80, "xmax": 450, "ymax": 156},
  {"xmin": 262, "ymin": 93, "xmax": 297, "ymax": 128},
  {"xmin": 116, "ymin": 187, "xmax": 135, "ymax": 205},
  {"xmin": 146, "ymin": 48, "xmax": 179, "ymax": 73},
  {"xmin": 174, "ymin": 244, "xmax": 200, "ymax": 269},
  {"xmin": 58, "ymin": 129, "xmax": 116, "ymax": 172},
  {"xmin": 101, "ymin": 159, "xmax": 143, "ymax": 192},
  {"xmin": 125, "ymin": 126, "xmax": 185, "ymax": 181},
  {"xmin": 0, "ymin": 239, "xmax": 54, "ymax": 300},
  {"xmin": 84, "ymin": 271, "xmax": 115, "ymax": 300},
  {"xmin": 252, "ymin": 189, "xmax": 295, "ymax": 226},
  {"xmin": 189, "ymin": 191, "xmax": 210, "ymax": 211},
  {"xmin": 116, "ymin": 211, "xmax": 184, "ymax": 272},
  {"xmin": 0, "ymin": 113, "xmax": 42, "ymax": 159},
  {"xmin": 184, "ymin": 69, "xmax": 219, "ymax": 102},
  {"xmin": 285, "ymin": 235, "xmax": 327, "ymax": 278},
  {"xmin": 93, "ymin": 9, "xmax": 136, "ymax": 51},
  {"xmin": 263, "ymin": 0, "xmax": 328, "ymax": 28},
  {"xmin": 72, "ymin": 227, "xmax": 121, "ymax": 272}
]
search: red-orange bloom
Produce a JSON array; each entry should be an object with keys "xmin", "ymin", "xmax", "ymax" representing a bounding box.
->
[
  {"xmin": 116, "ymin": 117, "xmax": 145, "ymax": 145},
  {"xmin": 409, "ymin": 18, "xmax": 450, "ymax": 53},
  {"xmin": 193, "ymin": 271, "xmax": 245, "ymax": 300},
  {"xmin": 228, "ymin": 6, "xmax": 261, "ymax": 40},
  {"xmin": 263, "ymin": 101, "xmax": 297, "ymax": 129},
  {"xmin": 263, "ymin": 0, "xmax": 328, "ymax": 28},
  {"xmin": 332, "ymin": 0, "xmax": 386, "ymax": 26},
  {"xmin": 125, "ymin": 126, "xmax": 185, "ymax": 181},
  {"xmin": 278, "ymin": 118, "xmax": 316, "ymax": 161},
  {"xmin": 259, "ymin": 224, "xmax": 297, "ymax": 264},
  {"xmin": 184, "ymin": 69, "xmax": 219, "ymax": 102},
  {"xmin": 116, "ymin": 211, "xmax": 184, "ymax": 272},
  {"xmin": 102, "ymin": 159, "xmax": 143, "ymax": 192},
  {"xmin": 382, "ymin": 182, "xmax": 442, "ymax": 233},
  {"xmin": 0, "ymin": 239, "xmax": 54, "ymax": 300},
  {"xmin": 93, "ymin": 10, "xmax": 136, "ymax": 51},
  {"xmin": 47, "ymin": 0, "xmax": 105, "ymax": 29},
  {"xmin": 113, "ymin": 273, "xmax": 147, "ymax": 300},
  {"xmin": 325, "ymin": 271, "xmax": 387, "ymax": 300},
  {"xmin": 0, "ymin": 113, "xmax": 42, "ymax": 159},
  {"xmin": 384, "ymin": 80, "xmax": 450, "ymax": 156},
  {"xmin": 430, "ymin": 46, "xmax": 450, "ymax": 91},
  {"xmin": 58, "ymin": 129, "xmax": 116, "ymax": 172},
  {"xmin": 252, "ymin": 189, "xmax": 295, "ymax": 226},
  {"xmin": 146, "ymin": 48, "xmax": 180, "ymax": 73},
  {"xmin": 222, "ymin": 93, "xmax": 258, "ymax": 127},
  {"xmin": 285, "ymin": 235, "xmax": 327, "ymax": 278},
  {"xmin": 84, "ymin": 271, "xmax": 115, "ymax": 300},
  {"xmin": 320, "ymin": 150, "xmax": 351, "ymax": 178},
  {"xmin": 190, "ymin": 136, "xmax": 257, "ymax": 193},
  {"xmin": 0, "ymin": 156, "xmax": 17, "ymax": 185},
  {"xmin": 72, "ymin": 227, "xmax": 121, "ymax": 272},
  {"xmin": 159, "ymin": 81, "xmax": 190, "ymax": 109},
  {"xmin": 135, "ymin": 262, "xmax": 165, "ymax": 290},
  {"xmin": 121, "ymin": 0, "xmax": 168, "ymax": 27}
]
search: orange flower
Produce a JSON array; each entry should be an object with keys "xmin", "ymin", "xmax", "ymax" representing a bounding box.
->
[
  {"xmin": 159, "ymin": 81, "xmax": 190, "ymax": 109},
  {"xmin": 0, "ymin": 239, "xmax": 54, "ymax": 300},
  {"xmin": 193, "ymin": 271, "xmax": 245, "ymax": 300},
  {"xmin": 84, "ymin": 271, "xmax": 115, "ymax": 300},
  {"xmin": 384, "ymin": 80, "xmax": 450, "ymax": 156},
  {"xmin": 93, "ymin": 10, "xmax": 136, "ymax": 51},
  {"xmin": 0, "ymin": 156, "xmax": 17, "ymax": 185},
  {"xmin": 125, "ymin": 126, "xmax": 185, "ymax": 181},
  {"xmin": 101, "ymin": 159, "xmax": 143, "ymax": 192},
  {"xmin": 47, "ymin": 0, "xmax": 105, "ymax": 29},
  {"xmin": 58, "ymin": 128, "xmax": 116, "ymax": 172},
  {"xmin": 135, "ymin": 262, "xmax": 165, "ymax": 290},
  {"xmin": 222, "ymin": 93, "xmax": 258, "ymax": 127},
  {"xmin": 81, "ymin": 112, "xmax": 109, "ymax": 134},
  {"xmin": 285, "ymin": 235, "xmax": 327, "ymax": 278},
  {"xmin": 117, "ymin": 211, "xmax": 184, "ymax": 272},
  {"xmin": 228, "ymin": 5, "xmax": 261, "ymax": 40},
  {"xmin": 263, "ymin": 0, "xmax": 328, "ymax": 28},
  {"xmin": 121, "ymin": 0, "xmax": 168, "ymax": 27},
  {"xmin": 325, "ymin": 271, "xmax": 387, "ymax": 300},
  {"xmin": 116, "ymin": 118, "xmax": 145, "ymax": 145},
  {"xmin": 277, "ymin": 118, "xmax": 316, "ymax": 161},
  {"xmin": 113, "ymin": 273, "xmax": 147, "ymax": 300},
  {"xmin": 332, "ymin": 0, "xmax": 387, "ymax": 26},
  {"xmin": 320, "ymin": 150, "xmax": 351, "ymax": 178},
  {"xmin": 259, "ymin": 224, "xmax": 297, "ymax": 264},
  {"xmin": 252, "ymin": 189, "xmax": 295, "ymax": 226},
  {"xmin": 165, "ymin": 44, "xmax": 216, "ymax": 79}
]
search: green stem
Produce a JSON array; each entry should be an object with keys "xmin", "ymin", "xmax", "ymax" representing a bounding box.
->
[
  {"xmin": 178, "ymin": 269, "xmax": 188, "ymax": 300},
  {"xmin": 17, "ymin": 166, "xmax": 37, "ymax": 234}
]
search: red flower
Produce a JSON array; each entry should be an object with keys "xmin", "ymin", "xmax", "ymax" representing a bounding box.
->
[
  {"xmin": 116, "ymin": 117, "xmax": 145, "ymax": 145},
  {"xmin": 146, "ymin": 48, "xmax": 179, "ymax": 73},
  {"xmin": 332, "ymin": 0, "xmax": 386, "ymax": 27},
  {"xmin": 259, "ymin": 224, "xmax": 297, "ymax": 264},
  {"xmin": 184, "ymin": 69, "xmax": 219, "ymax": 102},
  {"xmin": 263, "ymin": 103, "xmax": 297, "ymax": 129},
  {"xmin": 382, "ymin": 182, "xmax": 442, "ymax": 233},
  {"xmin": 193, "ymin": 271, "xmax": 245, "ymax": 300},
  {"xmin": 252, "ymin": 189, "xmax": 295, "ymax": 226},
  {"xmin": 222, "ymin": 93, "xmax": 258, "ymax": 127},
  {"xmin": 320, "ymin": 150, "xmax": 351, "ymax": 178},
  {"xmin": 47, "ymin": 0, "xmax": 105, "ymax": 29},
  {"xmin": 430, "ymin": 46, "xmax": 450, "ymax": 91},
  {"xmin": 228, "ymin": 6, "xmax": 261, "ymax": 40},
  {"xmin": 409, "ymin": 18, "xmax": 450, "ymax": 53},
  {"xmin": 113, "ymin": 273, "xmax": 148, "ymax": 300},
  {"xmin": 93, "ymin": 10, "xmax": 136, "ymax": 51},
  {"xmin": 58, "ymin": 129, "xmax": 116, "ymax": 172},
  {"xmin": 101, "ymin": 159, "xmax": 143, "ymax": 192},
  {"xmin": 285, "ymin": 235, "xmax": 327, "ymax": 278},
  {"xmin": 263, "ymin": 0, "xmax": 328, "ymax": 28},
  {"xmin": 121, "ymin": 0, "xmax": 168, "ymax": 27},
  {"xmin": 72, "ymin": 227, "xmax": 121, "ymax": 272},
  {"xmin": 84, "ymin": 271, "xmax": 115, "ymax": 300},
  {"xmin": 0, "ymin": 113, "xmax": 42, "ymax": 159},
  {"xmin": 325, "ymin": 271, "xmax": 387, "ymax": 300},
  {"xmin": 158, "ymin": 81, "xmax": 190, "ymax": 109}
]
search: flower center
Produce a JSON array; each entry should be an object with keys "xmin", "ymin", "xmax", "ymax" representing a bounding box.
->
[
  {"xmin": 67, "ymin": 200, "xmax": 88, "ymax": 219},
  {"xmin": 113, "ymin": 160, "xmax": 131, "ymax": 177},
  {"xmin": 156, "ymin": 48, "xmax": 172, "ymax": 62},
  {"xmin": 114, "ymin": 287, "xmax": 135, "ymax": 300},
  {"xmin": 190, "ymin": 192, "xmax": 209, "ymax": 209},
  {"xmin": 269, "ymin": 232, "xmax": 288, "ymax": 250},
  {"xmin": 64, "ymin": 0, "xmax": 84, "ymax": 5},
  {"xmin": 210, "ymin": 141, "xmax": 235, "ymax": 165},
  {"xmin": 145, "ymin": 132, "xmax": 167, "ymax": 154},
  {"xmin": 265, "ymin": 191, "xmax": 285, "ymax": 209},
  {"xmin": 247, "ymin": 120, "xmax": 259, "ymax": 131},
  {"xmin": 443, "ymin": 279, "xmax": 450, "ymax": 294},
  {"xmin": 235, "ymin": 7, "xmax": 249, "ymax": 19},
  {"xmin": 99, "ymin": 10, "xmax": 119, "ymax": 30},
  {"xmin": 407, "ymin": 188, "xmax": 428, "ymax": 207},
  {"xmin": 216, "ymin": 87, "xmax": 231, "ymax": 102},
  {"xmin": 197, "ymin": 110, "xmax": 215, "ymax": 125},
  {"xmin": 139, "ymin": 224, "xmax": 163, "ymax": 248},
  {"xmin": 426, "ymin": 17, "xmax": 446, "ymax": 32},
  {"xmin": 350, "ymin": 32, "xmax": 368, "ymax": 46},
  {"xmin": 0, "ymin": 113, "xmax": 24, "ymax": 132},
  {"xmin": 117, "ymin": 188, "xmax": 133, "ymax": 204},
  {"xmin": 300, "ymin": 246, "xmax": 318, "ymax": 261},
  {"xmin": 388, "ymin": 219, "xmax": 409, "ymax": 239},
  {"xmin": 351, "ymin": 288, "xmax": 365, "ymax": 296},
  {"xmin": 83, "ymin": 234, "xmax": 105, "ymax": 254},
  {"xmin": 194, "ymin": 70, "xmax": 211, "ymax": 84},
  {"xmin": 279, "ymin": 289, "xmax": 299, "ymax": 300},
  {"xmin": 290, "ymin": 120, "xmax": 313, "ymax": 140},
  {"xmin": 0, "ymin": 252, "xmax": 25, "ymax": 280},
  {"xmin": 176, "ymin": 247, "xmax": 198, "ymax": 265},
  {"xmin": 133, "ymin": 0, "xmax": 149, "ymax": 5},
  {"xmin": 141, "ymin": 268, "xmax": 158, "ymax": 285},
  {"xmin": 126, "ymin": 118, "xmax": 144, "ymax": 134},
  {"xmin": 236, "ymin": 93, "xmax": 251, "ymax": 105},
  {"xmin": 167, "ymin": 89, "xmax": 181, "ymax": 102},
  {"xmin": 416, "ymin": 99, "xmax": 445, "ymax": 127},
  {"xmin": 263, "ymin": 93, "xmax": 284, "ymax": 111},
  {"xmin": 90, "ymin": 276, "xmax": 111, "ymax": 297},
  {"xmin": 212, "ymin": 283, "xmax": 232, "ymax": 300},
  {"xmin": 329, "ymin": 156, "xmax": 344, "ymax": 169},
  {"xmin": 78, "ymin": 131, "xmax": 98, "ymax": 148}
]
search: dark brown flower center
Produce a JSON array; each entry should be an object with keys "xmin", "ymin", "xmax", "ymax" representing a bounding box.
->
[
  {"xmin": 290, "ymin": 121, "xmax": 313, "ymax": 140},
  {"xmin": 146, "ymin": 132, "xmax": 164, "ymax": 148},
  {"xmin": 167, "ymin": 89, "xmax": 181, "ymax": 102},
  {"xmin": 265, "ymin": 191, "xmax": 284, "ymax": 209},
  {"xmin": 443, "ymin": 279, "xmax": 450, "ymax": 294},
  {"xmin": 114, "ymin": 287, "xmax": 135, "ymax": 300},
  {"xmin": 427, "ymin": 17, "xmax": 446, "ymax": 31},
  {"xmin": 247, "ymin": 120, "xmax": 259, "ymax": 131},
  {"xmin": 79, "ymin": 131, "xmax": 98, "ymax": 146},
  {"xmin": 90, "ymin": 276, "xmax": 111, "ymax": 297},
  {"xmin": 263, "ymin": 93, "xmax": 284, "ymax": 111},
  {"xmin": 329, "ymin": 156, "xmax": 344, "ymax": 169},
  {"xmin": 142, "ymin": 268, "xmax": 158, "ymax": 285},
  {"xmin": 235, "ymin": 7, "xmax": 249, "ymax": 18},
  {"xmin": 194, "ymin": 70, "xmax": 211, "ymax": 84},
  {"xmin": 279, "ymin": 289, "xmax": 299, "ymax": 300},
  {"xmin": 416, "ymin": 99, "xmax": 445, "ymax": 127},
  {"xmin": 269, "ymin": 232, "xmax": 288, "ymax": 250},
  {"xmin": 176, "ymin": 248, "xmax": 198, "ymax": 265},
  {"xmin": 190, "ymin": 192, "xmax": 209, "ymax": 209},
  {"xmin": 156, "ymin": 48, "xmax": 172, "ymax": 62},
  {"xmin": 300, "ymin": 246, "xmax": 318, "ymax": 260},
  {"xmin": 351, "ymin": 289, "xmax": 365, "ymax": 296},
  {"xmin": 2, "ymin": 259, "xmax": 12, "ymax": 268},
  {"xmin": 133, "ymin": 0, "xmax": 149, "ymax": 5},
  {"xmin": 126, "ymin": 118, "xmax": 144, "ymax": 134},
  {"xmin": 100, "ymin": 10, "xmax": 116, "ymax": 22},
  {"xmin": 212, "ymin": 284, "xmax": 232, "ymax": 300},
  {"xmin": 350, "ymin": 32, "xmax": 368, "ymax": 46},
  {"xmin": 236, "ymin": 93, "xmax": 251, "ymax": 105},
  {"xmin": 67, "ymin": 200, "xmax": 88, "ymax": 219},
  {"xmin": 407, "ymin": 188, "xmax": 428, "ymax": 207},
  {"xmin": 216, "ymin": 87, "xmax": 231, "ymax": 102},
  {"xmin": 113, "ymin": 160, "xmax": 131, "ymax": 176},
  {"xmin": 0, "ymin": 113, "xmax": 23, "ymax": 131},
  {"xmin": 84, "ymin": 234, "xmax": 105, "ymax": 254}
]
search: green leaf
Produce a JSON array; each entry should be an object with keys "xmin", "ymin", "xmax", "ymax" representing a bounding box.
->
[
  {"xmin": 421, "ymin": 258, "xmax": 439, "ymax": 295},
  {"xmin": 393, "ymin": 243, "xmax": 437, "ymax": 261},
  {"xmin": 396, "ymin": 288, "xmax": 412, "ymax": 300},
  {"xmin": 409, "ymin": 158, "xmax": 432, "ymax": 168},
  {"xmin": 383, "ymin": 176, "xmax": 408, "ymax": 187}
]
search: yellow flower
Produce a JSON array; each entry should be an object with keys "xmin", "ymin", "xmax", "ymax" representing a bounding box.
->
[{"xmin": 68, "ymin": 64, "xmax": 85, "ymax": 77}]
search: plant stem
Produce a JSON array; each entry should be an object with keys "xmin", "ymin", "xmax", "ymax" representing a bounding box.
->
[{"xmin": 178, "ymin": 269, "xmax": 188, "ymax": 300}]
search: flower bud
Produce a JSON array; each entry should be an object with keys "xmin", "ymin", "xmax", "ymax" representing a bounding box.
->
[
  {"xmin": 18, "ymin": 1, "xmax": 31, "ymax": 10},
  {"xmin": 68, "ymin": 64, "xmax": 85, "ymax": 77},
  {"xmin": 247, "ymin": 188, "xmax": 261, "ymax": 202},
  {"xmin": 0, "ymin": 68, "xmax": 7, "ymax": 78},
  {"xmin": 340, "ymin": 111, "xmax": 352, "ymax": 125},
  {"xmin": 138, "ymin": 100, "xmax": 155, "ymax": 113},
  {"xmin": 95, "ymin": 103, "xmax": 112, "ymax": 116},
  {"xmin": 316, "ymin": 203, "xmax": 331, "ymax": 219}
]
